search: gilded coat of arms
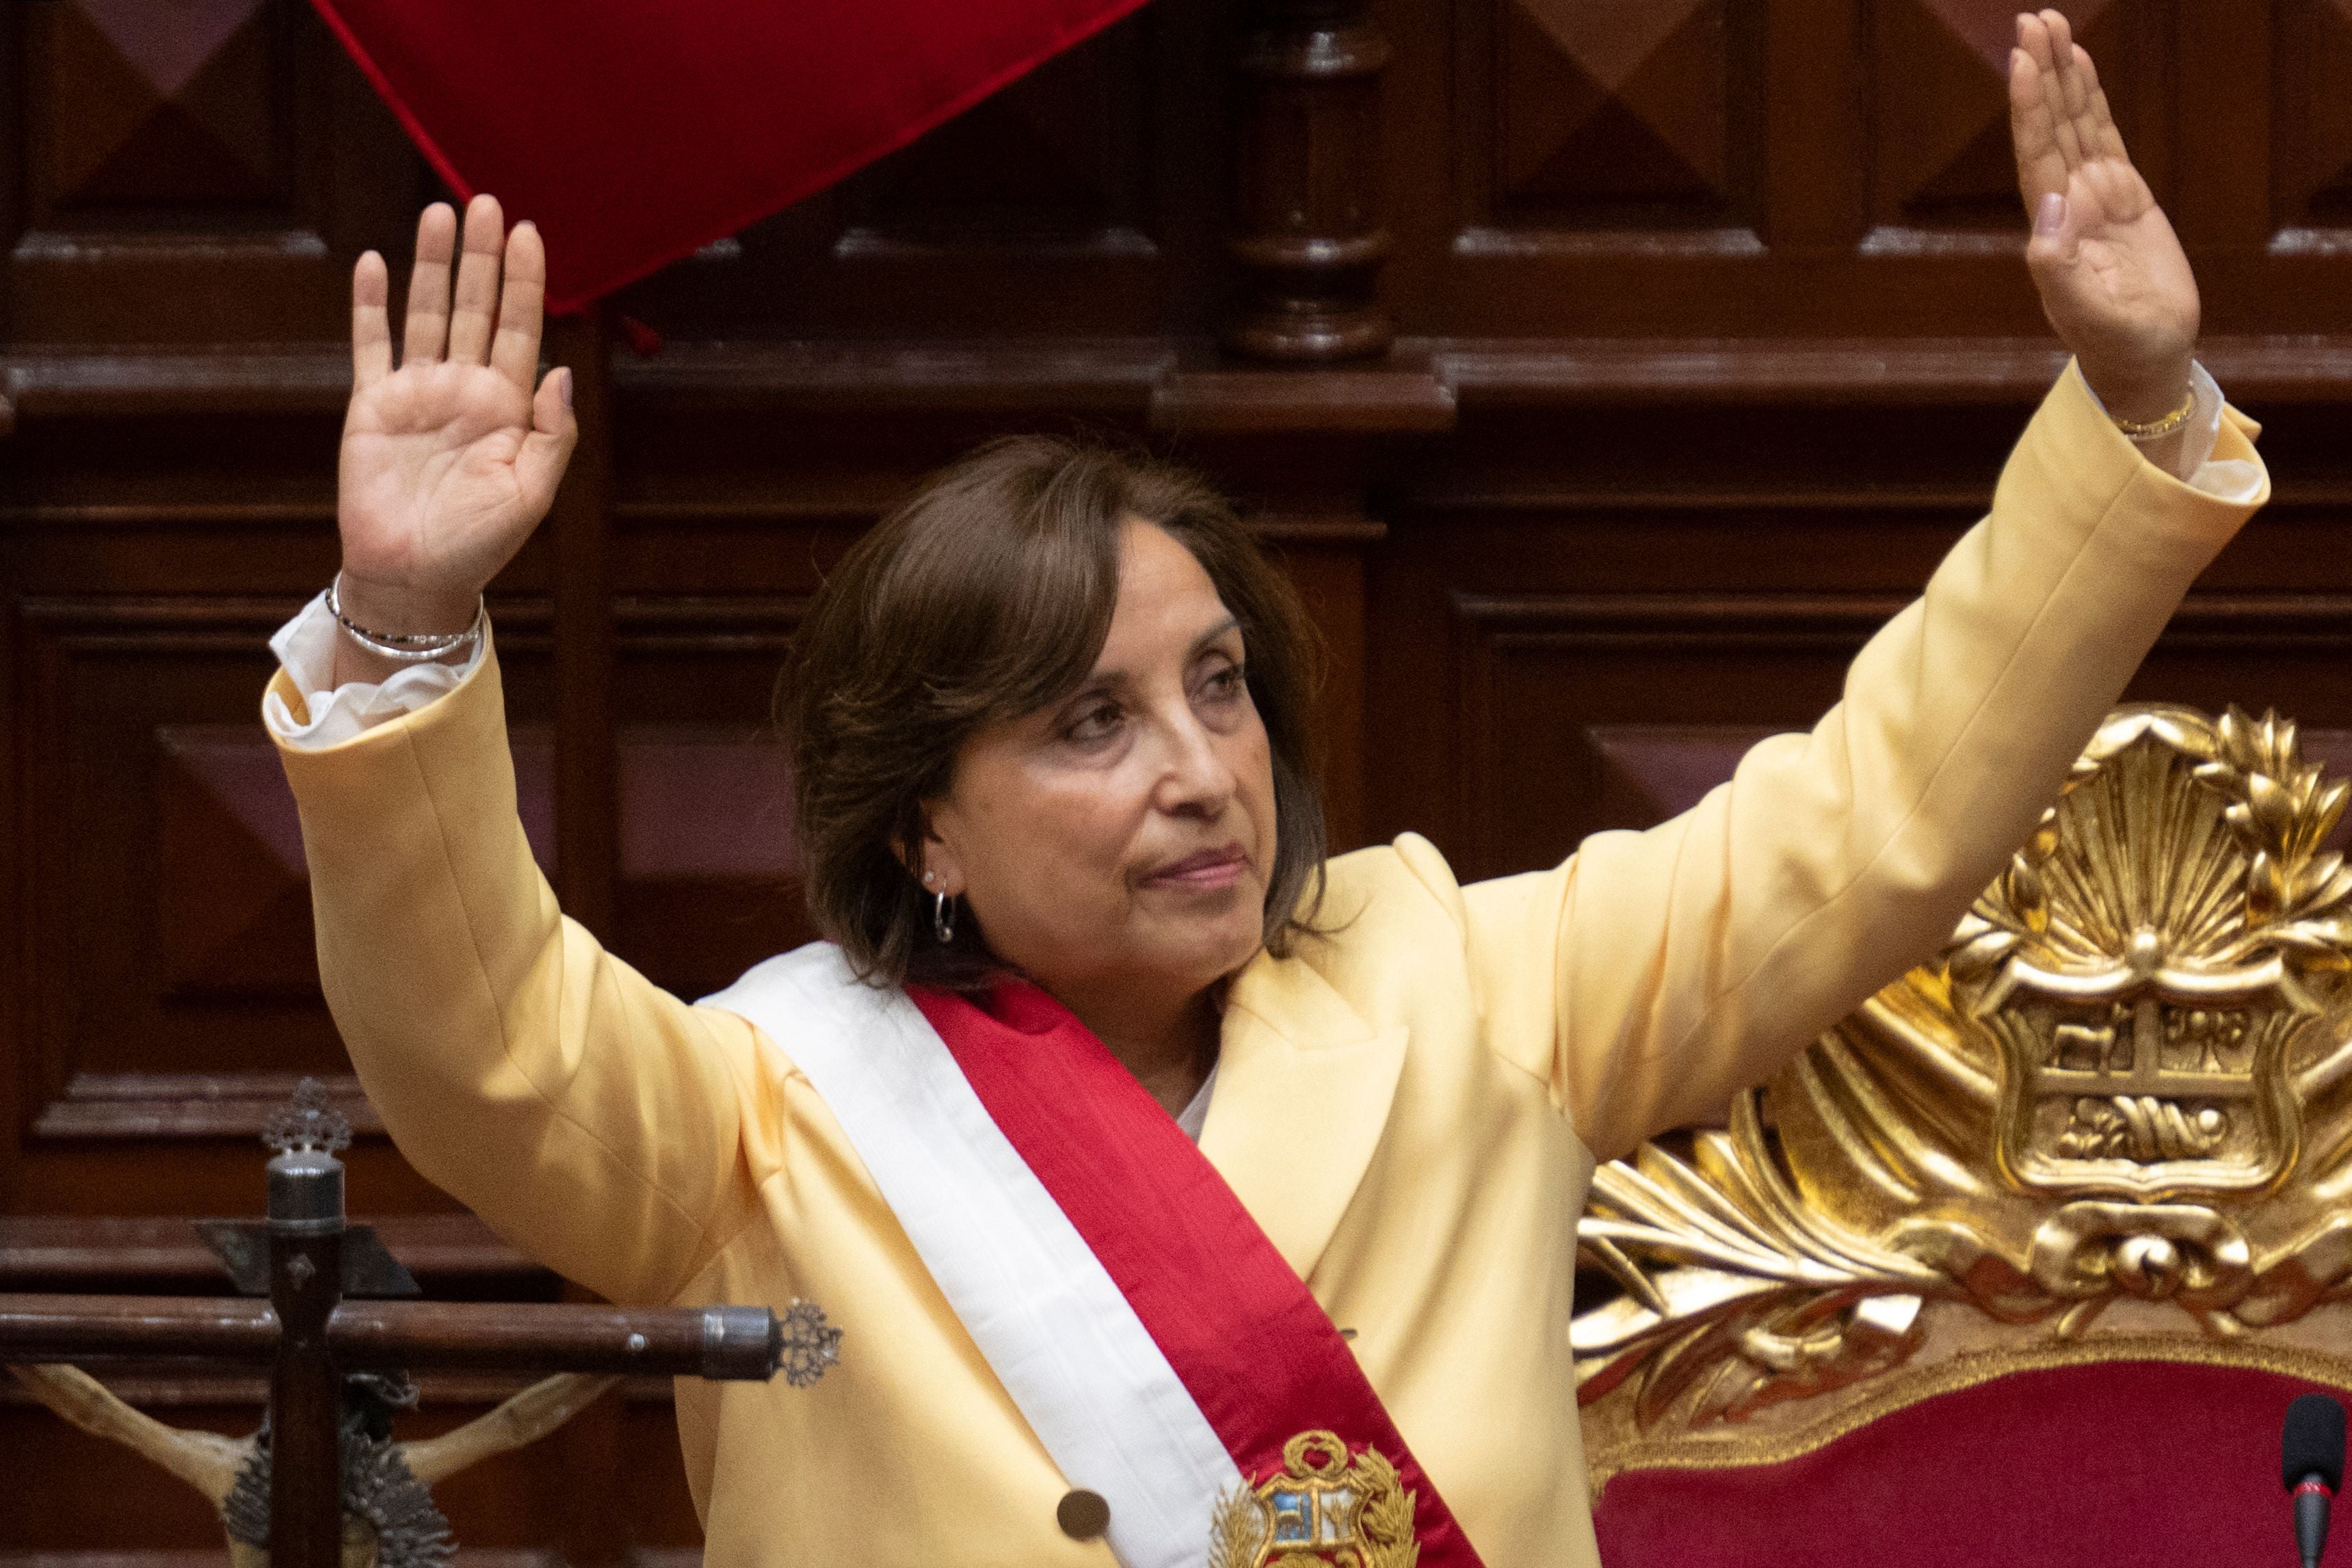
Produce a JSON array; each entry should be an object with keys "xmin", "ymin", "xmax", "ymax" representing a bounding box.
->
[
  {"xmin": 1571, "ymin": 707, "xmax": 2352, "ymax": 1481},
  {"xmin": 1209, "ymin": 1429, "xmax": 1419, "ymax": 1568}
]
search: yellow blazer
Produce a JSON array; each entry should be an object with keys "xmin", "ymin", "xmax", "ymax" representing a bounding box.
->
[{"xmin": 272, "ymin": 367, "xmax": 2263, "ymax": 1566}]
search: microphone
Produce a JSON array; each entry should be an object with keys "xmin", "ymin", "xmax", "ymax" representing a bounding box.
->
[{"xmin": 2284, "ymin": 1392, "xmax": 2347, "ymax": 1568}]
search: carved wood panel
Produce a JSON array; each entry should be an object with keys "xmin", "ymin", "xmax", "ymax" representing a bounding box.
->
[
  {"xmin": 1442, "ymin": 592, "xmax": 1888, "ymax": 877},
  {"xmin": 14, "ymin": 596, "xmax": 347, "ymax": 1130},
  {"xmin": 1485, "ymin": 0, "xmax": 1756, "ymax": 232},
  {"xmin": 6, "ymin": 0, "xmax": 417, "ymax": 344},
  {"xmin": 1866, "ymin": 0, "xmax": 2146, "ymax": 239},
  {"xmin": 2274, "ymin": 0, "xmax": 2352, "ymax": 239}
]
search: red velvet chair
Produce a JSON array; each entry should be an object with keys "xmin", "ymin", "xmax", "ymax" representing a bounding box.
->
[{"xmin": 1576, "ymin": 706, "xmax": 2352, "ymax": 1567}]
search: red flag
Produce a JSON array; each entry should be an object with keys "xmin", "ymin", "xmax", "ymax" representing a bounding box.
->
[{"xmin": 307, "ymin": 0, "xmax": 1152, "ymax": 312}]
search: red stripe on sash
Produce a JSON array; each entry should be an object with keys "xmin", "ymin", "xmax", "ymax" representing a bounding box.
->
[{"xmin": 911, "ymin": 980, "xmax": 1485, "ymax": 1567}]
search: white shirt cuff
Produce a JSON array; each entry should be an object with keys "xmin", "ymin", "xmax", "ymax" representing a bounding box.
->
[{"xmin": 263, "ymin": 590, "xmax": 482, "ymax": 750}]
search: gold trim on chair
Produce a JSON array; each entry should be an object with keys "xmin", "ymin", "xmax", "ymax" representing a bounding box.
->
[
  {"xmin": 1575, "ymin": 706, "xmax": 2352, "ymax": 1493},
  {"xmin": 1584, "ymin": 1332, "xmax": 2352, "ymax": 1496}
]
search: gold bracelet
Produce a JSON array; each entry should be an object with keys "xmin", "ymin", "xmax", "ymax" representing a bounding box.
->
[{"xmin": 2111, "ymin": 386, "xmax": 2197, "ymax": 442}]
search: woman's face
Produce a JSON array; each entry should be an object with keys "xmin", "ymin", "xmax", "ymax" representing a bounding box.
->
[{"xmin": 922, "ymin": 519, "xmax": 1279, "ymax": 1008}]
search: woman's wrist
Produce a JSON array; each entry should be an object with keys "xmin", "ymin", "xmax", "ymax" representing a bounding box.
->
[
  {"xmin": 332, "ymin": 570, "xmax": 482, "ymax": 639},
  {"xmin": 2077, "ymin": 351, "xmax": 2195, "ymax": 431}
]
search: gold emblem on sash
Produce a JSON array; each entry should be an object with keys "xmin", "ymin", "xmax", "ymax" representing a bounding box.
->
[{"xmin": 1208, "ymin": 1429, "xmax": 1419, "ymax": 1568}]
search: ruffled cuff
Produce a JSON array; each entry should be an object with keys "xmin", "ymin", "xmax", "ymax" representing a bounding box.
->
[{"xmin": 263, "ymin": 590, "xmax": 483, "ymax": 750}]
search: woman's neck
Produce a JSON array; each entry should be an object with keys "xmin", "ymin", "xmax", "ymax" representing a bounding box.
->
[{"xmin": 1058, "ymin": 983, "xmax": 1221, "ymax": 1119}]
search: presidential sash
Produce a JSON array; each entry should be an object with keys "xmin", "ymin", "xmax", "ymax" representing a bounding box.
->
[{"xmin": 702, "ymin": 943, "xmax": 1484, "ymax": 1568}]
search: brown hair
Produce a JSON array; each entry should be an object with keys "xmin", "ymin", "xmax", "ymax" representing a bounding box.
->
[{"xmin": 781, "ymin": 435, "xmax": 1327, "ymax": 991}]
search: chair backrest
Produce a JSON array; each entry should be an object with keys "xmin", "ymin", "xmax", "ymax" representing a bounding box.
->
[{"xmin": 1575, "ymin": 704, "xmax": 2352, "ymax": 1504}]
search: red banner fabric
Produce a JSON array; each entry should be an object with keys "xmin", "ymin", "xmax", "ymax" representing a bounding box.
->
[
  {"xmin": 909, "ymin": 979, "xmax": 1488, "ymax": 1567},
  {"xmin": 305, "ymin": 0, "xmax": 1152, "ymax": 312}
]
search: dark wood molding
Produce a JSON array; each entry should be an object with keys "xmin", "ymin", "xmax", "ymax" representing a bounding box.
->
[
  {"xmin": 1248, "ymin": 517, "xmax": 1389, "ymax": 543},
  {"xmin": 610, "ymin": 338, "xmax": 1174, "ymax": 412},
  {"xmin": 0, "ymin": 347, "xmax": 351, "ymax": 419},
  {"xmin": 1433, "ymin": 335, "xmax": 2352, "ymax": 406},
  {"xmin": 3, "ymin": 336, "xmax": 2348, "ymax": 430},
  {"xmin": 1150, "ymin": 359, "xmax": 1453, "ymax": 433},
  {"xmin": 28, "ymin": 1074, "xmax": 382, "ymax": 1143},
  {"xmin": 0, "ymin": 334, "xmax": 2342, "ymax": 430},
  {"xmin": 0, "ymin": 1212, "xmax": 531, "ymax": 1288},
  {"xmin": 1449, "ymin": 591, "xmax": 1910, "ymax": 644}
]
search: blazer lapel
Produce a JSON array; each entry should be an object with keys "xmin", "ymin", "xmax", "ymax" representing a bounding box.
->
[{"xmin": 1198, "ymin": 951, "xmax": 1407, "ymax": 1281}]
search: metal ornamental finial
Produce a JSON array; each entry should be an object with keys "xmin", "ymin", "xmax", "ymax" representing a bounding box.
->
[
  {"xmin": 263, "ymin": 1077, "xmax": 352, "ymax": 1157},
  {"xmin": 777, "ymin": 1299, "xmax": 843, "ymax": 1388}
]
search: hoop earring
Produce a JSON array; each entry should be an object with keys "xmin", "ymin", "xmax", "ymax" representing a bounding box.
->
[{"xmin": 932, "ymin": 892, "xmax": 955, "ymax": 944}]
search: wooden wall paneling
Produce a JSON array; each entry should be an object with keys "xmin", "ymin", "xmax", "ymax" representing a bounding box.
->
[
  {"xmin": 0, "ymin": 576, "xmax": 551, "ymax": 1217},
  {"xmin": 1485, "ymin": 0, "xmax": 1754, "ymax": 233},
  {"xmin": 1370, "ymin": 0, "xmax": 1447, "ymax": 321},
  {"xmin": 0, "ymin": 0, "xmax": 19, "ymax": 350},
  {"xmin": 8, "ymin": 0, "xmax": 414, "ymax": 346},
  {"xmin": 1254, "ymin": 520, "xmax": 1383, "ymax": 853},
  {"xmin": 1444, "ymin": 589, "xmax": 1893, "ymax": 876},
  {"xmin": 610, "ymin": 594, "xmax": 809, "ymax": 1005},
  {"xmin": 2177, "ymin": 0, "xmax": 2269, "ymax": 254},
  {"xmin": 550, "ymin": 310, "xmax": 619, "ymax": 941},
  {"xmin": 1851, "ymin": 0, "xmax": 2169, "ymax": 340},
  {"xmin": 0, "ymin": 489, "xmax": 18, "ymax": 1221},
  {"xmin": 1866, "ymin": 0, "xmax": 2159, "ymax": 238},
  {"xmin": 1366, "ymin": 393, "xmax": 2056, "ymax": 871},
  {"xmin": 1762, "ymin": 0, "xmax": 1866, "ymax": 252},
  {"xmin": 15, "ymin": 595, "xmax": 338, "ymax": 1131},
  {"xmin": 1441, "ymin": 0, "xmax": 1769, "ymax": 336},
  {"xmin": 2269, "ymin": 0, "xmax": 2352, "ymax": 256}
]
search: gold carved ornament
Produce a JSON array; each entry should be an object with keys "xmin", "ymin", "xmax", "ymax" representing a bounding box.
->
[{"xmin": 1573, "ymin": 706, "xmax": 2352, "ymax": 1486}]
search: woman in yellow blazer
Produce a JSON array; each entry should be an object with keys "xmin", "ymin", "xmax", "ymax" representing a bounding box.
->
[{"xmin": 269, "ymin": 16, "xmax": 2265, "ymax": 1567}]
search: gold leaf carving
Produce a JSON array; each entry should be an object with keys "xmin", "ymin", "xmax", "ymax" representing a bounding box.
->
[{"xmin": 1576, "ymin": 706, "xmax": 2352, "ymax": 1470}]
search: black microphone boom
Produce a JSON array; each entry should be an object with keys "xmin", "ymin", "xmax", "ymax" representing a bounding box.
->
[{"xmin": 2284, "ymin": 1392, "xmax": 2348, "ymax": 1568}]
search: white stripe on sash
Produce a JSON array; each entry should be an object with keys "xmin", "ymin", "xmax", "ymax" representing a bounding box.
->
[{"xmin": 702, "ymin": 943, "xmax": 1243, "ymax": 1568}]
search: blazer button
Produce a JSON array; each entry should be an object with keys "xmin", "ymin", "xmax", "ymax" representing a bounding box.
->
[{"xmin": 1057, "ymin": 1489, "xmax": 1111, "ymax": 1541}]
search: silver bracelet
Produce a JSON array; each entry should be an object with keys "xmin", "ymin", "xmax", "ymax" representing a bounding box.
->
[{"xmin": 324, "ymin": 575, "xmax": 486, "ymax": 664}]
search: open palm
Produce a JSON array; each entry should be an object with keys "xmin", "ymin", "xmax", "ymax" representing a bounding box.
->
[
  {"xmin": 338, "ymin": 196, "xmax": 575, "ymax": 632},
  {"xmin": 2009, "ymin": 10, "xmax": 2198, "ymax": 422}
]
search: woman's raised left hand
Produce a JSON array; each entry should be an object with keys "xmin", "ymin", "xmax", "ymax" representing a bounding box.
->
[{"xmin": 2009, "ymin": 10, "xmax": 2197, "ymax": 425}]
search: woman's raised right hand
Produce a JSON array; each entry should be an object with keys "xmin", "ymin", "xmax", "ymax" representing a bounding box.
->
[{"xmin": 336, "ymin": 194, "xmax": 577, "ymax": 643}]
